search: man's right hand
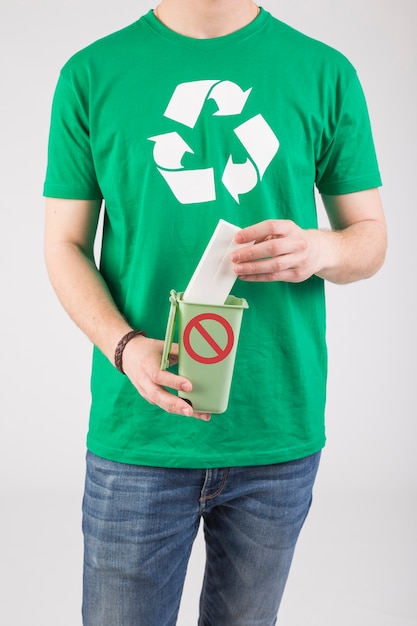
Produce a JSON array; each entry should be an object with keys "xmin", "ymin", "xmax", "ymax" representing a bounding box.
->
[{"xmin": 122, "ymin": 334, "xmax": 211, "ymax": 421}]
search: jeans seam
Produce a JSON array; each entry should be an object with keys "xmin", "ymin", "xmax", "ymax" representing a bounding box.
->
[{"xmin": 199, "ymin": 468, "xmax": 229, "ymax": 503}]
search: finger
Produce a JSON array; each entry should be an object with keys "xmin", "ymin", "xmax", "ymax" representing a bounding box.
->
[
  {"xmin": 169, "ymin": 343, "xmax": 179, "ymax": 358},
  {"xmin": 235, "ymin": 254, "xmax": 292, "ymax": 277},
  {"xmin": 158, "ymin": 388, "xmax": 212, "ymax": 421},
  {"xmin": 154, "ymin": 367, "xmax": 192, "ymax": 393},
  {"xmin": 238, "ymin": 266, "xmax": 310, "ymax": 283},
  {"xmin": 235, "ymin": 244, "xmax": 309, "ymax": 276},
  {"xmin": 231, "ymin": 237, "xmax": 294, "ymax": 265},
  {"xmin": 186, "ymin": 404, "xmax": 212, "ymax": 422},
  {"xmin": 163, "ymin": 342, "xmax": 179, "ymax": 367},
  {"xmin": 179, "ymin": 397, "xmax": 211, "ymax": 421},
  {"xmin": 192, "ymin": 412, "xmax": 212, "ymax": 421},
  {"xmin": 148, "ymin": 370, "xmax": 212, "ymax": 421},
  {"xmin": 140, "ymin": 375, "xmax": 210, "ymax": 420},
  {"xmin": 234, "ymin": 219, "xmax": 292, "ymax": 244}
]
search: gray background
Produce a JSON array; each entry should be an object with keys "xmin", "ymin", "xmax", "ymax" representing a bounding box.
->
[{"xmin": 1, "ymin": 0, "xmax": 416, "ymax": 624}]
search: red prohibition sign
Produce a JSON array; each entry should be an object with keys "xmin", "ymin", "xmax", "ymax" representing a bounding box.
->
[{"xmin": 183, "ymin": 313, "xmax": 234, "ymax": 364}]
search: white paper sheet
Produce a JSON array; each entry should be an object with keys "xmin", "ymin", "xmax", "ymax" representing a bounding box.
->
[{"xmin": 183, "ymin": 219, "xmax": 251, "ymax": 305}]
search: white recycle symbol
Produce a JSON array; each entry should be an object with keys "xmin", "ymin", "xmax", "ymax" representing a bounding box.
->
[{"xmin": 148, "ymin": 80, "xmax": 279, "ymax": 204}]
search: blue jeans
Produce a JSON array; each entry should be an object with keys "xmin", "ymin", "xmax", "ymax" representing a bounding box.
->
[{"xmin": 82, "ymin": 450, "xmax": 321, "ymax": 626}]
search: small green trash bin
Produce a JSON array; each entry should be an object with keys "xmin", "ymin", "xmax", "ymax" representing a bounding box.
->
[{"xmin": 161, "ymin": 290, "xmax": 249, "ymax": 414}]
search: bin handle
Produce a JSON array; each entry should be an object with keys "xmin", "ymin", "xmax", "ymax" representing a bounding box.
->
[{"xmin": 160, "ymin": 290, "xmax": 178, "ymax": 370}]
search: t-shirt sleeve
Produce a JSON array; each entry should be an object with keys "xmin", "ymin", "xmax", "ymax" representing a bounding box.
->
[
  {"xmin": 43, "ymin": 68, "xmax": 103, "ymax": 200},
  {"xmin": 315, "ymin": 71, "xmax": 382, "ymax": 195}
]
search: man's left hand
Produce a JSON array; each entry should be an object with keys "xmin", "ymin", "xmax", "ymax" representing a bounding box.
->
[{"xmin": 231, "ymin": 219, "xmax": 321, "ymax": 283}]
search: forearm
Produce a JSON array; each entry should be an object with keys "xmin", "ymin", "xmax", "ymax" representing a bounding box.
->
[
  {"xmin": 315, "ymin": 189, "xmax": 387, "ymax": 284},
  {"xmin": 44, "ymin": 197, "xmax": 209, "ymax": 420},
  {"xmin": 311, "ymin": 218, "xmax": 387, "ymax": 284},
  {"xmin": 45, "ymin": 241, "xmax": 132, "ymax": 362}
]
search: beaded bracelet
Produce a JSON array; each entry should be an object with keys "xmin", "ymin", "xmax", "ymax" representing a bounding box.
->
[{"xmin": 114, "ymin": 330, "xmax": 146, "ymax": 374}]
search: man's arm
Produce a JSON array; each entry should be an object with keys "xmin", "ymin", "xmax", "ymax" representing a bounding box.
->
[
  {"xmin": 230, "ymin": 188, "xmax": 387, "ymax": 284},
  {"xmin": 44, "ymin": 198, "xmax": 210, "ymax": 420}
]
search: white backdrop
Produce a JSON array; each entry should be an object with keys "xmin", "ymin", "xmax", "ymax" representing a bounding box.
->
[{"xmin": 1, "ymin": 1, "xmax": 416, "ymax": 625}]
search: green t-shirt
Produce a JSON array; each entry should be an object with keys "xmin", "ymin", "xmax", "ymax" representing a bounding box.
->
[{"xmin": 44, "ymin": 9, "xmax": 381, "ymax": 468}]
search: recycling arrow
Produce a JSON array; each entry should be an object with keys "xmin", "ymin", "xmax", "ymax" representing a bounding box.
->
[
  {"xmin": 148, "ymin": 132, "xmax": 194, "ymax": 169},
  {"xmin": 148, "ymin": 79, "xmax": 280, "ymax": 204},
  {"xmin": 221, "ymin": 158, "xmax": 258, "ymax": 204},
  {"xmin": 234, "ymin": 114, "xmax": 280, "ymax": 179},
  {"xmin": 209, "ymin": 81, "xmax": 252, "ymax": 117},
  {"xmin": 164, "ymin": 80, "xmax": 218, "ymax": 128},
  {"xmin": 157, "ymin": 168, "xmax": 216, "ymax": 205},
  {"xmin": 221, "ymin": 114, "xmax": 280, "ymax": 203}
]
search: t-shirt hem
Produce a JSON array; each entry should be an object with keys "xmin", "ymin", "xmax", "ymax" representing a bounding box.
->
[
  {"xmin": 86, "ymin": 437, "xmax": 326, "ymax": 469},
  {"xmin": 317, "ymin": 174, "xmax": 382, "ymax": 196},
  {"xmin": 43, "ymin": 184, "xmax": 103, "ymax": 201}
]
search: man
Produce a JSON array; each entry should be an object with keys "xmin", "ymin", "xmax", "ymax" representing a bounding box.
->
[{"xmin": 44, "ymin": 1, "xmax": 387, "ymax": 624}]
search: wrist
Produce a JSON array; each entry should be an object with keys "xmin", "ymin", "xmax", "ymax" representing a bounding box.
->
[
  {"xmin": 309, "ymin": 229, "xmax": 337, "ymax": 277},
  {"xmin": 114, "ymin": 329, "xmax": 147, "ymax": 374}
]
